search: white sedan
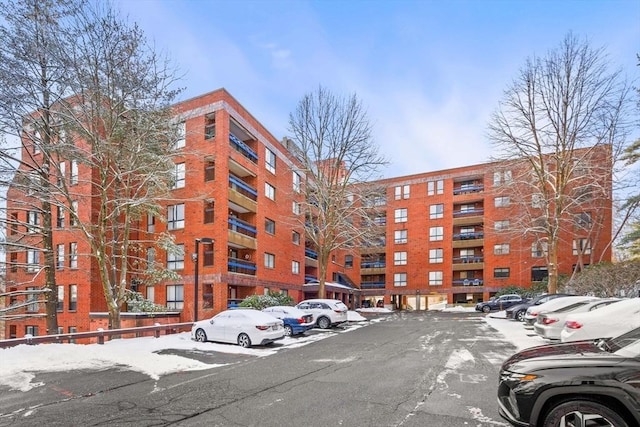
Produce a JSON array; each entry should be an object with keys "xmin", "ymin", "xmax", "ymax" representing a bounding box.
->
[
  {"xmin": 533, "ymin": 298, "xmax": 620, "ymax": 341},
  {"xmin": 191, "ymin": 309, "xmax": 285, "ymax": 348},
  {"xmin": 561, "ymin": 298, "xmax": 640, "ymax": 342}
]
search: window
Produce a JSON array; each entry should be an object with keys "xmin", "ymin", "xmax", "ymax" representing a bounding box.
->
[
  {"xmin": 167, "ymin": 244, "xmax": 185, "ymax": 270},
  {"xmin": 494, "ymin": 196, "xmax": 510, "ymax": 207},
  {"xmin": 292, "ymin": 260, "xmax": 300, "ymax": 274},
  {"xmin": 204, "ymin": 201, "xmax": 215, "ymax": 224},
  {"xmin": 174, "ymin": 122, "xmax": 186, "ymax": 149},
  {"xmin": 292, "ymin": 172, "xmax": 301, "ymax": 193},
  {"xmin": 575, "ymin": 212, "xmax": 592, "ymax": 229},
  {"xmin": 265, "ymin": 218, "xmax": 276, "ymax": 235},
  {"xmin": 204, "ymin": 160, "xmax": 215, "ymax": 181},
  {"xmin": 427, "ymin": 180, "xmax": 444, "ymax": 196},
  {"xmin": 394, "ymin": 185, "xmax": 410, "ymax": 200},
  {"xmin": 493, "ymin": 170, "xmax": 512, "ymax": 186},
  {"xmin": 204, "ymin": 113, "xmax": 215, "ymax": 139},
  {"xmin": 394, "ymin": 208, "xmax": 407, "ymax": 223},
  {"xmin": 26, "ymin": 287, "xmax": 39, "ymax": 312},
  {"xmin": 146, "ymin": 286, "xmax": 155, "ymax": 304},
  {"xmin": 27, "ymin": 210, "xmax": 39, "ymax": 233},
  {"xmin": 203, "ymin": 283, "xmax": 213, "ymax": 308},
  {"xmin": 264, "ymin": 252, "xmax": 275, "ymax": 269},
  {"xmin": 265, "ymin": 148, "xmax": 276, "ymax": 173},
  {"xmin": 292, "ymin": 201, "xmax": 300, "ymax": 215},
  {"xmin": 429, "ymin": 204, "xmax": 444, "ymax": 219},
  {"xmin": 202, "ymin": 242, "xmax": 214, "ymax": 266},
  {"xmin": 10, "ymin": 212, "xmax": 18, "ymax": 235},
  {"xmin": 394, "ymin": 273, "xmax": 407, "ymax": 287},
  {"xmin": 292, "ymin": 231, "xmax": 300, "ymax": 245},
  {"xmin": 394, "ymin": 229, "xmax": 407, "ymax": 244},
  {"xmin": 394, "ymin": 251, "xmax": 407, "ymax": 265},
  {"xmin": 70, "ymin": 160, "xmax": 78, "ymax": 185},
  {"xmin": 25, "ymin": 325, "xmax": 38, "ymax": 336},
  {"xmin": 345, "ymin": 255, "xmax": 353, "ymax": 268},
  {"xmin": 429, "ymin": 271, "xmax": 443, "ymax": 286},
  {"xmin": 494, "ymin": 268, "xmax": 510, "ymax": 278},
  {"xmin": 56, "ymin": 205, "xmax": 65, "ymax": 228},
  {"xmin": 460, "ymin": 204, "xmax": 475, "ymax": 213},
  {"xmin": 573, "ymin": 238, "xmax": 592, "ymax": 255},
  {"xmin": 429, "ymin": 226, "xmax": 443, "ymax": 241},
  {"xmin": 166, "ymin": 285, "xmax": 184, "ymax": 309},
  {"xmin": 147, "ymin": 213, "xmax": 155, "ymax": 232},
  {"xmin": 69, "ymin": 242, "xmax": 78, "ymax": 268},
  {"xmin": 147, "ymin": 247, "xmax": 156, "ymax": 269},
  {"xmin": 167, "ymin": 204, "xmax": 185, "ymax": 230},
  {"xmin": 26, "ymin": 250, "xmax": 39, "ymax": 272},
  {"xmin": 494, "ymin": 220, "xmax": 509, "ymax": 231},
  {"xmin": 531, "ymin": 193, "xmax": 543, "ymax": 208},
  {"xmin": 69, "ymin": 285, "xmax": 77, "ymax": 311},
  {"xmin": 57, "ymin": 286, "xmax": 64, "ymax": 311},
  {"xmin": 58, "ymin": 162, "xmax": 66, "ymax": 186},
  {"xmin": 494, "ymin": 243, "xmax": 510, "ymax": 255},
  {"xmin": 531, "ymin": 266, "xmax": 548, "ymax": 282},
  {"xmin": 265, "ymin": 183, "xmax": 275, "ymax": 200},
  {"xmin": 531, "ymin": 241, "xmax": 548, "ymax": 258},
  {"xmin": 429, "ymin": 248, "xmax": 443, "ymax": 263},
  {"xmin": 70, "ymin": 201, "xmax": 78, "ymax": 226},
  {"xmin": 9, "ymin": 252, "xmax": 18, "ymax": 272},
  {"xmin": 172, "ymin": 163, "xmax": 185, "ymax": 189},
  {"xmin": 56, "ymin": 244, "xmax": 64, "ymax": 269}
]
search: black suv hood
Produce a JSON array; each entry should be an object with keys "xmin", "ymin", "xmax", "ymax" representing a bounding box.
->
[{"xmin": 502, "ymin": 340, "xmax": 625, "ymax": 373}]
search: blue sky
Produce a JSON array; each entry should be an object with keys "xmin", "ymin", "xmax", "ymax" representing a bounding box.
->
[{"xmin": 116, "ymin": 0, "xmax": 639, "ymax": 178}]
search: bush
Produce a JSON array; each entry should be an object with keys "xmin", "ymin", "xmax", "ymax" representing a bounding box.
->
[{"xmin": 238, "ymin": 291, "xmax": 293, "ymax": 310}]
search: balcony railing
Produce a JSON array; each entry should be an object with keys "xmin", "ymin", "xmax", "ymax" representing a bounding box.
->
[
  {"xmin": 361, "ymin": 261, "xmax": 386, "ymax": 268},
  {"xmin": 229, "ymin": 175, "xmax": 258, "ymax": 201},
  {"xmin": 361, "ymin": 282, "xmax": 386, "ymax": 289},
  {"xmin": 229, "ymin": 133, "xmax": 258, "ymax": 163},
  {"xmin": 452, "ymin": 256, "xmax": 484, "ymax": 264},
  {"xmin": 452, "ymin": 232, "xmax": 484, "ymax": 240},
  {"xmin": 228, "ymin": 257, "xmax": 257, "ymax": 275},
  {"xmin": 452, "ymin": 279, "xmax": 484, "ymax": 286},
  {"xmin": 228, "ymin": 217, "xmax": 257, "ymax": 238},
  {"xmin": 453, "ymin": 208, "xmax": 484, "ymax": 217},
  {"xmin": 453, "ymin": 184, "xmax": 484, "ymax": 195},
  {"xmin": 305, "ymin": 248, "xmax": 318, "ymax": 260}
]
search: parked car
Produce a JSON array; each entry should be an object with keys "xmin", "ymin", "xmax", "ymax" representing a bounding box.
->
[
  {"xmin": 191, "ymin": 309, "xmax": 285, "ymax": 348},
  {"xmin": 295, "ymin": 299, "xmax": 348, "ymax": 329},
  {"xmin": 505, "ymin": 293, "xmax": 574, "ymax": 322},
  {"xmin": 475, "ymin": 294, "xmax": 527, "ymax": 313},
  {"xmin": 497, "ymin": 326, "xmax": 640, "ymax": 427},
  {"xmin": 561, "ymin": 297, "xmax": 640, "ymax": 342},
  {"xmin": 262, "ymin": 306, "xmax": 314, "ymax": 336},
  {"xmin": 532, "ymin": 298, "xmax": 620, "ymax": 341},
  {"xmin": 522, "ymin": 295, "xmax": 599, "ymax": 329}
]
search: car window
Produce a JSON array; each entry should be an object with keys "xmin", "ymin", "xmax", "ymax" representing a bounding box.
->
[{"xmin": 298, "ymin": 303, "xmax": 309, "ymax": 309}]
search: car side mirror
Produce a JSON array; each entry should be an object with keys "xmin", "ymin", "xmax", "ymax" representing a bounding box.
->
[{"xmin": 210, "ymin": 320, "xmax": 214, "ymax": 325}]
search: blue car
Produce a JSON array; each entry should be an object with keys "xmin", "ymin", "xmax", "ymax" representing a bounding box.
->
[{"xmin": 262, "ymin": 306, "xmax": 314, "ymax": 336}]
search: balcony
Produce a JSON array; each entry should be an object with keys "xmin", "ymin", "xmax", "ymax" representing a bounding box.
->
[
  {"xmin": 452, "ymin": 278, "xmax": 484, "ymax": 286},
  {"xmin": 452, "ymin": 256, "xmax": 484, "ymax": 271},
  {"xmin": 453, "ymin": 208, "xmax": 484, "ymax": 217},
  {"xmin": 228, "ymin": 257, "xmax": 257, "ymax": 275},
  {"xmin": 228, "ymin": 217, "xmax": 257, "ymax": 249},
  {"xmin": 360, "ymin": 261, "xmax": 386, "ymax": 275},
  {"xmin": 453, "ymin": 232, "xmax": 484, "ymax": 240},
  {"xmin": 361, "ymin": 282, "xmax": 386, "ymax": 289},
  {"xmin": 453, "ymin": 184, "xmax": 484, "ymax": 195},
  {"xmin": 228, "ymin": 175, "xmax": 257, "ymax": 213},
  {"xmin": 305, "ymin": 248, "xmax": 318, "ymax": 260},
  {"xmin": 229, "ymin": 132, "xmax": 258, "ymax": 163}
]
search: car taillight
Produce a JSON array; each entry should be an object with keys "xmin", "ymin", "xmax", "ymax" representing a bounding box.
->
[
  {"xmin": 295, "ymin": 317, "xmax": 304, "ymax": 324},
  {"xmin": 530, "ymin": 312, "xmax": 539, "ymax": 317},
  {"xmin": 334, "ymin": 309, "xmax": 343, "ymax": 313},
  {"xmin": 542, "ymin": 317, "xmax": 558, "ymax": 325},
  {"xmin": 565, "ymin": 320, "xmax": 583, "ymax": 329},
  {"xmin": 255, "ymin": 325, "xmax": 269, "ymax": 330}
]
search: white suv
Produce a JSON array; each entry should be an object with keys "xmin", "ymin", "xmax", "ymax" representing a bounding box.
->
[{"xmin": 296, "ymin": 299, "xmax": 348, "ymax": 329}]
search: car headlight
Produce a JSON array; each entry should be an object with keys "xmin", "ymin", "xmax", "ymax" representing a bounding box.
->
[{"xmin": 502, "ymin": 370, "xmax": 539, "ymax": 382}]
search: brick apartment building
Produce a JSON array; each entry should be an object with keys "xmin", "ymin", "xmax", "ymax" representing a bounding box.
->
[{"xmin": 2, "ymin": 88, "xmax": 612, "ymax": 338}]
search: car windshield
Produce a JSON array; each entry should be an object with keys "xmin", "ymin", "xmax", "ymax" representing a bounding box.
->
[{"xmin": 600, "ymin": 326, "xmax": 640, "ymax": 357}]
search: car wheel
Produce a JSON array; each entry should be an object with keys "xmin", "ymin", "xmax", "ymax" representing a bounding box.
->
[
  {"xmin": 515, "ymin": 310, "xmax": 525, "ymax": 322},
  {"xmin": 237, "ymin": 333, "xmax": 251, "ymax": 348},
  {"xmin": 194, "ymin": 328, "xmax": 207, "ymax": 342},
  {"xmin": 284, "ymin": 325, "xmax": 293, "ymax": 337},
  {"xmin": 482, "ymin": 305, "xmax": 491, "ymax": 313},
  {"xmin": 317, "ymin": 316, "xmax": 331, "ymax": 329},
  {"xmin": 544, "ymin": 399, "xmax": 629, "ymax": 427}
]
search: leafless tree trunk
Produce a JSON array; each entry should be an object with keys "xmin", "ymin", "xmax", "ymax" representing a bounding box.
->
[
  {"xmin": 288, "ymin": 86, "xmax": 388, "ymax": 298},
  {"xmin": 488, "ymin": 33, "xmax": 635, "ymax": 294}
]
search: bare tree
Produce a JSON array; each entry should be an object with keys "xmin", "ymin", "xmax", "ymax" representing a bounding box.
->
[
  {"xmin": 488, "ymin": 33, "xmax": 635, "ymax": 294},
  {"xmin": 288, "ymin": 86, "xmax": 388, "ymax": 298},
  {"xmin": 0, "ymin": 0, "xmax": 183, "ymax": 331}
]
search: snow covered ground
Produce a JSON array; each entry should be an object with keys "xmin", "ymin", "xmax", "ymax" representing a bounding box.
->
[{"xmin": 0, "ymin": 307, "xmax": 544, "ymax": 392}]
